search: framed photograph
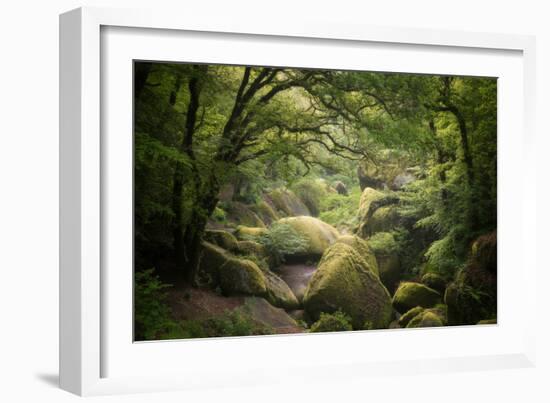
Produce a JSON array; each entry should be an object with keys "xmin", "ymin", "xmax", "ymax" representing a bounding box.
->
[{"xmin": 60, "ymin": 6, "xmax": 537, "ymax": 396}]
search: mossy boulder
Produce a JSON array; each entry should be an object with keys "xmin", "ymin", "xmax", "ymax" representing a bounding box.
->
[
  {"xmin": 362, "ymin": 205, "xmax": 402, "ymax": 236},
  {"xmin": 225, "ymin": 201, "xmax": 266, "ymax": 228},
  {"xmin": 198, "ymin": 242, "xmax": 266, "ymax": 296},
  {"xmin": 421, "ymin": 272, "xmax": 447, "ymax": 293},
  {"xmin": 234, "ymin": 225, "xmax": 268, "ymax": 240},
  {"xmin": 252, "ymin": 200, "xmax": 280, "ymax": 225},
  {"xmin": 235, "ymin": 240, "xmax": 267, "ymax": 257},
  {"xmin": 204, "ymin": 230, "xmax": 239, "ymax": 252},
  {"xmin": 367, "ymin": 232, "xmax": 401, "ymax": 293},
  {"xmin": 392, "ymin": 282, "xmax": 441, "ymax": 313},
  {"xmin": 267, "ymin": 188, "xmax": 310, "ymax": 217},
  {"xmin": 263, "ymin": 270, "xmax": 300, "ymax": 310},
  {"xmin": 303, "ymin": 243, "xmax": 393, "ymax": 329},
  {"xmin": 335, "ymin": 235, "xmax": 379, "ymax": 277},
  {"xmin": 358, "ymin": 187, "xmax": 384, "ymax": 220},
  {"xmin": 277, "ymin": 216, "xmax": 340, "ymax": 260},
  {"xmin": 406, "ymin": 310, "xmax": 444, "ymax": 328},
  {"xmin": 398, "ymin": 306, "xmax": 424, "ymax": 328}
]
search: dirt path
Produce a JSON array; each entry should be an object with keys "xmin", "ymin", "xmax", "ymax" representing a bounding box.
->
[{"xmin": 274, "ymin": 264, "xmax": 318, "ymax": 301}]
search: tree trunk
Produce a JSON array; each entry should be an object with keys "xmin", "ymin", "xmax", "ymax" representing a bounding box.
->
[{"xmin": 171, "ymin": 66, "xmax": 208, "ymax": 282}]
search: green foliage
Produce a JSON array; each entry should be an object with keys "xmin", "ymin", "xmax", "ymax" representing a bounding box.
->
[
  {"xmin": 255, "ymin": 222, "xmax": 309, "ymax": 266},
  {"xmin": 319, "ymin": 186, "xmax": 362, "ymax": 230},
  {"xmin": 134, "ymin": 268, "xmax": 174, "ymax": 340},
  {"xmin": 309, "ymin": 310, "xmax": 353, "ymax": 333},
  {"xmin": 212, "ymin": 206, "xmax": 226, "ymax": 223},
  {"xmin": 207, "ymin": 310, "xmax": 272, "ymax": 337},
  {"xmin": 367, "ymin": 231, "xmax": 400, "ymax": 255}
]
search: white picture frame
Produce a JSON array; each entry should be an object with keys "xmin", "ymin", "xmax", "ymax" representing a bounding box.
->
[{"xmin": 59, "ymin": 6, "xmax": 537, "ymax": 396}]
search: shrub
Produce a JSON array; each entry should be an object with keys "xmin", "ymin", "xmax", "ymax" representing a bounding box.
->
[
  {"xmin": 134, "ymin": 268, "xmax": 174, "ymax": 340},
  {"xmin": 309, "ymin": 310, "xmax": 353, "ymax": 333},
  {"xmin": 207, "ymin": 310, "xmax": 271, "ymax": 337},
  {"xmin": 212, "ymin": 206, "xmax": 227, "ymax": 222},
  {"xmin": 256, "ymin": 222, "xmax": 309, "ymax": 266}
]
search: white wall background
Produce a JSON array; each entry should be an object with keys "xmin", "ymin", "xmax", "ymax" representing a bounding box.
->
[{"xmin": 0, "ymin": 1, "xmax": 547, "ymax": 401}]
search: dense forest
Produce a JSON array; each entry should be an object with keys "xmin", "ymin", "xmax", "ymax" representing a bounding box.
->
[{"xmin": 134, "ymin": 62, "xmax": 497, "ymax": 340}]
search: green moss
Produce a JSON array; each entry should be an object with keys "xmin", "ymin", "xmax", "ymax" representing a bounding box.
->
[
  {"xmin": 421, "ymin": 272, "xmax": 447, "ymax": 293},
  {"xmin": 392, "ymin": 282, "xmax": 441, "ymax": 313},
  {"xmin": 267, "ymin": 188, "xmax": 310, "ymax": 217},
  {"xmin": 235, "ymin": 225, "xmax": 269, "ymax": 240},
  {"xmin": 291, "ymin": 178, "xmax": 328, "ymax": 216},
  {"xmin": 368, "ymin": 232, "xmax": 399, "ymax": 255},
  {"xmin": 277, "ymin": 216, "xmax": 340, "ymax": 259},
  {"xmin": 366, "ymin": 232, "xmax": 402, "ymax": 292},
  {"xmin": 253, "ymin": 200, "xmax": 280, "ymax": 225},
  {"xmin": 263, "ymin": 269, "xmax": 300, "ymax": 310},
  {"xmin": 203, "ymin": 230, "xmax": 239, "ymax": 252},
  {"xmin": 362, "ymin": 205, "xmax": 401, "ymax": 236},
  {"xmin": 235, "ymin": 240, "xmax": 268, "ymax": 258},
  {"xmin": 309, "ymin": 310, "xmax": 353, "ymax": 333},
  {"xmin": 303, "ymin": 243, "xmax": 393, "ymax": 329},
  {"xmin": 398, "ymin": 306, "xmax": 424, "ymax": 328},
  {"xmin": 219, "ymin": 257, "xmax": 267, "ymax": 296},
  {"xmin": 225, "ymin": 201, "xmax": 266, "ymax": 228},
  {"xmin": 358, "ymin": 187, "xmax": 384, "ymax": 219},
  {"xmin": 197, "ymin": 242, "xmax": 267, "ymax": 297},
  {"xmin": 335, "ymin": 235, "xmax": 379, "ymax": 277},
  {"xmin": 406, "ymin": 311, "xmax": 444, "ymax": 328}
]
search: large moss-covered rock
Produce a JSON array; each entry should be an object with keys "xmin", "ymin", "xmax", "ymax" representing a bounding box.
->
[
  {"xmin": 471, "ymin": 230, "xmax": 497, "ymax": 273},
  {"xmin": 235, "ymin": 240, "xmax": 267, "ymax": 257},
  {"xmin": 198, "ymin": 242, "xmax": 299, "ymax": 309},
  {"xmin": 303, "ymin": 243, "xmax": 393, "ymax": 329},
  {"xmin": 198, "ymin": 242, "xmax": 267, "ymax": 296},
  {"xmin": 406, "ymin": 310, "xmax": 444, "ymax": 328},
  {"xmin": 234, "ymin": 225, "xmax": 268, "ymax": 240},
  {"xmin": 277, "ymin": 216, "xmax": 340, "ymax": 260},
  {"xmin": 204, "ymin": 230, "xmax": 239, "ymax": 252},
  {"xmin": 367, "ymin": 232, "xmax": 401, "ymax": 293},
  {"xmin": 225, "ymin": 201, "xmax": 266, "ymax": 228},
  {"xmin": 267, "ymin": 188, "xmax": 310, "ymax": 217},
  {"xmin": 392, "ymin": 282, "xmax": 441, "ymax": 313},
  {"xmin": 263, "ymin": 270, "xmax": 300, "ymax": 310},
  {"xmin": 335, "ymin": 235, "xmax": 379, "ymax": 277},
  {"xmin": 362, "ymin": 205, "xmax": 402, "ymax": 236},
  {"xmin": 398, "ymin": 306, "xmax": 424, "ymax": 328},
  {"xmin": 252, "ymin": 200, "xmax": 280, "ymax": 225},
  {"xmin": 421, "ymin": 272, "xmax": 447, "ymax": 293},
  {"xmin": 358, "ymin": 187, "xmax": 384, "ymax": 220}
]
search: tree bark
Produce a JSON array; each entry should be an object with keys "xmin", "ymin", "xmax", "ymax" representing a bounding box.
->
[{"xmin": 171, "ymin": 66, "xmax": 207, "ymax": 282}]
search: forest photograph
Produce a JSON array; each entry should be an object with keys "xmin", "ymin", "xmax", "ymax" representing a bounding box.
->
[{"xmin": 133, "ymin": 61, "xmax": 497, "ymax": 341}]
